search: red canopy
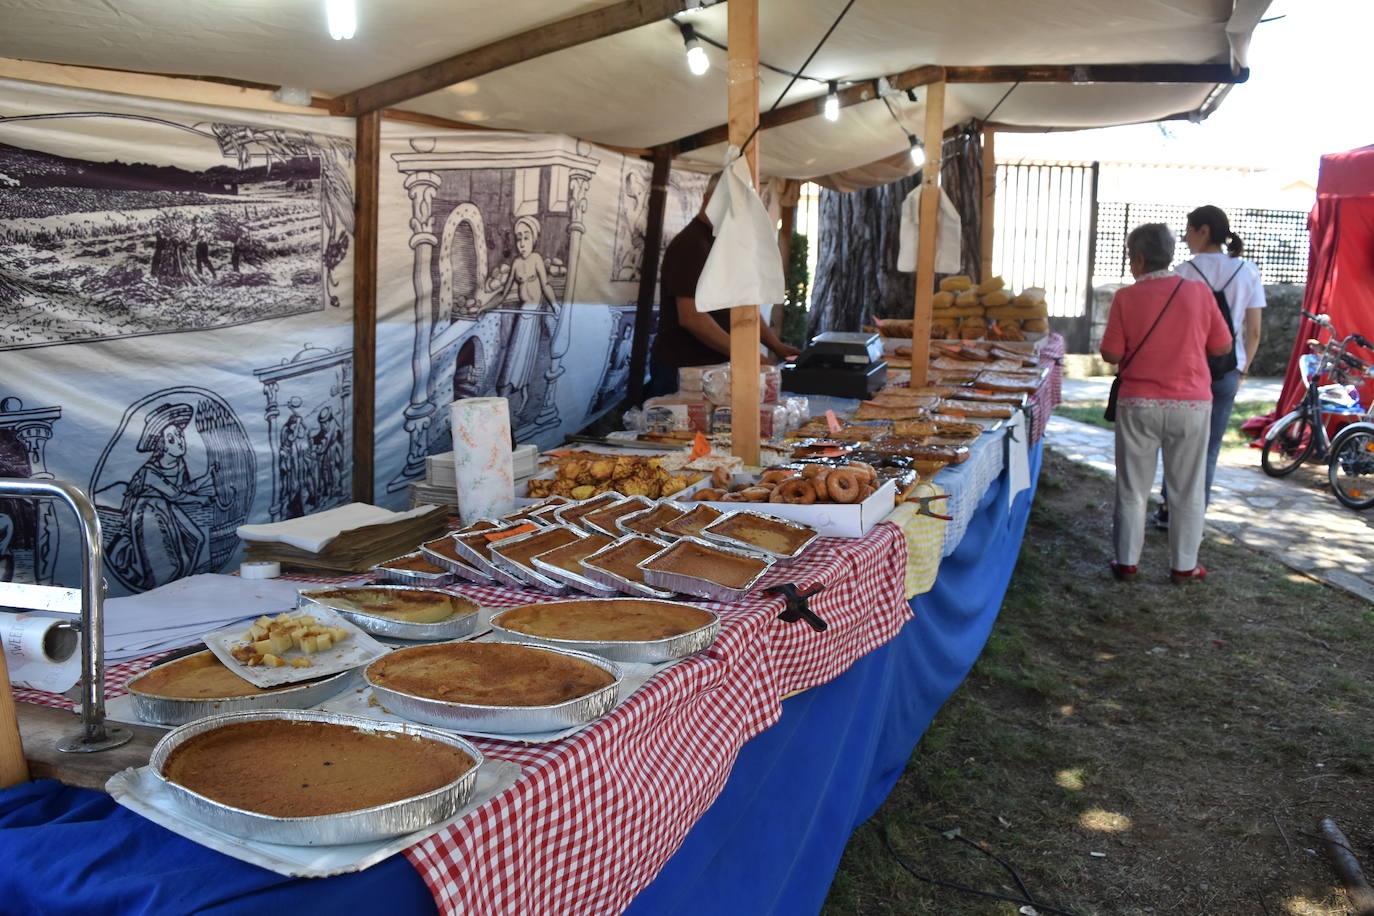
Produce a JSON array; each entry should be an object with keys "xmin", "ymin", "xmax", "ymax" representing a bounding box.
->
[{"xmin": 1274, "ymin": 145, "xmax": 1374, "ymax": 418}]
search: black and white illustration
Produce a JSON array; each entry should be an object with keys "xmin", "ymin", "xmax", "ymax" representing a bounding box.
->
[
  {"xmin": 386, "ymin": 135, "xmax": 599, "ymax": 491},
  {"xmin": 589, "ymin": 305, "xmax": 639, "ymax": 415},
  {"xmin": 0, "ymin": 396, "xmax": 61, "ymax": 585},
  {"xmin": 254, "ymin": 345, "xmax": 353, "ymax": 520},
  {"xmin": 92, "ymin": 388, "xmax": 255, "ymax": 591},
  {"xmin": 0, "ymin": 112, "xmax": 353, "ymax": 350},
  {"xmin": 609, "ymin": 164, "xmax": 711, "ymax": 284}
]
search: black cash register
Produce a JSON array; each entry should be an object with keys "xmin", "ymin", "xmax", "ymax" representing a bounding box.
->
[{"xmin": 780, "ymin": 331, "xmax": 888, "ymax": 399}]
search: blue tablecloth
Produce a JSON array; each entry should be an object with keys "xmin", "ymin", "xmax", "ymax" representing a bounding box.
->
[{"xmin": 0, "ymin": 440, "xmax": 1041, "ymax": 916}]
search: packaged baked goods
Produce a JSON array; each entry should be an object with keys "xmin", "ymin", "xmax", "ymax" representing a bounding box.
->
[
  {"xmin": 702, "ymin": 364, "xmax": 782, "ymax": 405},
  {"xmin": 954, "ymin": 289, "xmax": 980, "ymax": 308},
  {"xmin": 1021, "ymin": 318, "xmax": 1049, "ymax": 332},
  {"xmin": 975, "ymin": 276, "xmax": 1005, "ymax": 294},
  {"xmin": 932, "ymin": 290, "xmax": 956, "ymax": 308},
  {"xmin": 938, "ymin": 275, "xmax": 973, "ymax": 292},
  {"xmin": 979, "ymin": 290, "xmax": 1011, "ymax": 307}
]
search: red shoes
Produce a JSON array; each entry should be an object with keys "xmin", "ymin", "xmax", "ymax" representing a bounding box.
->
[
  {"xmin": 1109, "ymin": 561, "xmax": 1138, "ymax": 582},
  {"xmin": 1170, "ymin": 566, "xmax": 1208, "ymax": 583}
]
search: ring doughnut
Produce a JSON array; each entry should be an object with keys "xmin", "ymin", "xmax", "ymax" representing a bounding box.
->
[
  {"xmin": 847, "ymin": 461, "xmax": 878, "ymax": 484},
  {"xmin": 799, "ymin": 464, "xmax": 826, "ymax": 479},
  {"xmin": 760, "ymin": 469, "xmax": 794, "ymax": 485},
  {"xmin": 738, "ymin": 486, "xmax": 773, "ymax": 502},
  {"xmin": 776, "ymin": 477, "xmax": 816, "ymax": 504},
  {"xmin": 711, "ymin": 466, "xmax": 732, "ymax": 490},
  {"xmin": 811, "ymin": 468, "xmax": 832, "ymax": 500},
  {"xmin": 827, "ymin": 468, "xmax": 862, "ymax": 503},
  {"xmin": 719, "ymin": 492, "xmax": 746, "ymax": 502},
  {"xmin": 694, "ymin": 488, "xmax": 724, "ymax": 501},
  {"xmin": 856, "ymin": 483, "xmax": 875, "ymax": 500}
]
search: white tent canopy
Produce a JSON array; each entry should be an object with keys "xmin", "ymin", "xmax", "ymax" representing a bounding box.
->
[{"xmin": 0, "ymin": 0, "xmax": 1270, "ymax": 178}]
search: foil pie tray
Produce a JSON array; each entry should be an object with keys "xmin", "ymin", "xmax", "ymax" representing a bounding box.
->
[
  {"xmin": 448, "ymin": 522, "xmax": 519, "ymax": 582},
  {"xmin": 552, "ymin": 492, "xmax": 626, "ymax": 533},
  {"xmin": 419, "ymin": 535, "xmax": 497, "ymax": 585},
  {"xmin": 488, "ymin": 599, "xmax": 719, "ymax": 664},
  {"xmin": 699, "ymin": 510, "xmax": 822, "ymax": 562},
  {"xmin": 486, "ymin": 526, "xmax": 581, "ymax": 596},
  {"xmin": 579, "ymin": 535, "xmax": 676, "ymax": 599},
  {"xmin": 527, "ymin": 530, "xmax": 620, "ymax": 598},
  {"xmin": 298, "ymin": 584, "xmax": 481, "ymax": 641},
  {"xmin": 616, "ymin": 500, "xmax": 687, "ymax": 538},
  {"xmin": 124, "ymin": 652, "xmax": 353, "ymax": 727},
  {"xmin": 639, "ymin": 536, "xmax": 775, "ymax": 602},
  {"xmin": 370, "ymin": 552, "xmax": 459, "ymax": 588},
  {"xmin": 580, "ymin": 495, "xmax": 654, "ymax": 537},
  {"xmin": 364, "ymin": 643, "xmax": 622, "ymax": 734},
  {"xmin": 148, "ymin": 709, "xmax": 483, "ymax": 846}
]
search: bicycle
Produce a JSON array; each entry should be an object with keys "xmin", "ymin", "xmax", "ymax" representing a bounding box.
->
[
  {"xmin": 1328, "ymin": 415, "xmax": 1374, "ymax": 510},
  {"xmin": 1260, "ymin": 311, "xmax": 1372, "ymax": 478}
]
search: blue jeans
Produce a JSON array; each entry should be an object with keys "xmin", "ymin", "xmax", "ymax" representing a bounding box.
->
[{"xmin": 1161, "ymin": 368, "xmax": 1242, "ymax": 508}]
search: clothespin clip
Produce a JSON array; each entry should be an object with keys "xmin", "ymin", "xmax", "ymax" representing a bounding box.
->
[
  {"xmin": 912, "ymin": 493, "xmax": 953, "ymax": 521},
  {"xmin": 767, "ymin": 582, "xmax": 828, "ymax": 632}
]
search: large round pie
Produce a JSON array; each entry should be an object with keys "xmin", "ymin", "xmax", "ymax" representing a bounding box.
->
[
  {"xmin": 366, "ymin": 642, "xmax": 614, "ymax": 707},
  {"xmin": 494, "ymin": 599, "xmax": 714, "ymax": 642},
  {"xmin": 161, "ymin": 719, "xmax": 474, "ymax": 817},
  {"xmin": 129, "ymin": 650, "xmax": 296, "ymax": 699}
]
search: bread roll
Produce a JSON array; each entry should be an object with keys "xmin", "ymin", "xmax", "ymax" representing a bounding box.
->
[
  {"xmin": 975, "ymin": 276, "xmax": 1005, "ymax": 294},
  {"xmin": 1021, "ymin": 318, "xmax": 1049, "ymax": 332},
  {"xmin": 939, "ymin": 275, "xmax": 973, "ymax": 292},
  {"xmin": 954, "ymin": 289, "xmax": 979, "ymax": 307},
  {"xmin": 980, "ymin": 290, "xmax": 1011, "ymax": 307},
  {"xmin": 932, "ymin": 291, "xmax": 956, "ymax": 308}
]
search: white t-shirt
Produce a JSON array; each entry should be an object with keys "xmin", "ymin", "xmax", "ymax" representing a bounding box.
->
[{"xmin": 1178, "ymin": 252, "xmax": 1265, "ymax": 369}]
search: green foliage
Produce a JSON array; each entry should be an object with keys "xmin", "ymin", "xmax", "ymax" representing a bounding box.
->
[{"xmin": 782, "ymin": 230, "xmax": 810, "ymax": 348}]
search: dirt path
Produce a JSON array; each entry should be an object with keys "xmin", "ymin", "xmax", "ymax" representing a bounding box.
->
[{"xmin": 824, "ymin": 449, "xmax": 1373, "ymax": 916}]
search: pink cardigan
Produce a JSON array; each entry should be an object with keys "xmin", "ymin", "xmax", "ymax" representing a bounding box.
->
[{"xmin": 1102, "ymin": 276, "xmax": 1232, "ymax": 401}]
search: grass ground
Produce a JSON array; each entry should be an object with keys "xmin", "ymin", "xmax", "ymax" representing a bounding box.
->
[{"xmin": 822, "ymin": 449, "xmax": 1374, "ymax": 916}]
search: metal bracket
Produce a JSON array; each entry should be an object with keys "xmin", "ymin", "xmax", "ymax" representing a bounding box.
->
[
  {"xmin": 0, "ymin": 479, "xmax": 132, "ymax": 753},
  {"xmin": 767, "ymin": 582, "xmax": 828, "ymax": 632}
]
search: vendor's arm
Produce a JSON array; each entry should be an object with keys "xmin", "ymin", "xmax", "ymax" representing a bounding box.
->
[
  {"xmin": 675, "ymin": 295, "xmax": 733, "ymax": 356},
  {"xmin": 1241, "ymin": 308, "xmax": 1262, "ymax": 372},
  {"xmin": 760, "ymin": 321, "xmax": 800, "ymax": 360}
]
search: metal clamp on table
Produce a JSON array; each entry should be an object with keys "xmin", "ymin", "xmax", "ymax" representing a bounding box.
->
[
  {"xmin": 768, "ymin": 582, "xmax": 828, "ymax": 632},
  {"xmin": 0, "ymin": 479, "xmax": 132, "ymax": 753}
]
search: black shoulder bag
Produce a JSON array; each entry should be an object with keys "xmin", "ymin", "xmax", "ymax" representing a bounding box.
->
[
  {"xmin": 1104, "ymin": 280, "xmax": 1184, "ymax": 422},
  {"xmin": 1184, "ymin": 261, "xmax": 1246, "ymax": 380}
]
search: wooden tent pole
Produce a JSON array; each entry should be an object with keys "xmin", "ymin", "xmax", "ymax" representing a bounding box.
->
[
  {"xmin": 909, "ymin": 77, "xmax": 946, "ymax": 387},
  {"xmin": 352, "ymin": 110, "xmax": 380, "ymax": 503},
  {"xmin": 980, "ymin": 126, "xmax": 996, "ymax": 280},
  {"xmin": 728, "ymin": 0, "xmax": 761, "ymax": 465},
  {"xmin": 0, "ymin": 649, "xmax": 29, "ymax": 788},
  {"xmin": 627, "ymin": 147, "xmax": 674, "ymax": 406}
]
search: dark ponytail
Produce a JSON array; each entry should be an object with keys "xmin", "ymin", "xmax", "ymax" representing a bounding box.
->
[{"xmin": 1187, "ymin": 204, "xmax": 1243, "ymax": 257}]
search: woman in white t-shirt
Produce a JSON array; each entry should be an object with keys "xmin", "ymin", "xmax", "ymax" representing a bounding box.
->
[{"xmin": 1155, "ymin": 204, "xmax": 1266, "ymax": 529}]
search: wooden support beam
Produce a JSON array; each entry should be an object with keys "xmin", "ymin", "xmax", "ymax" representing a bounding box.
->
[
  {"xmin": 728, "ymin": 0, "xmax": 761, "ymax": 466},
  {"xmin": 627, "ymin": 146, "xmax": 675, "ymax": 406},
  {"xmin": 352, "ymin": 110, "xmax": 380, "ymax": 503},
  {"xmin": 944, "ymin": 63, "xmax": 1247, "ymax": 85},
  {"xmin": 336, "ymin": 0, "xmax": 687, "ymax": 116},
  {"xmin": 0, "ymin": 650, "xmax": 29, "ymax": 788},
  {"xmin": 380, "ymin": 108, "xmax": 653, "ymax": 158},
  {"xmin": 909, "ymin": 79, "xmax": 946, "ymax": 387},
  {"xmin": 980, "ymin": 126, "xmax": 996, "ymax": 282},
  {"xmin": 674, "ymin": 65, "xmax": 943, "ymax": 153}
]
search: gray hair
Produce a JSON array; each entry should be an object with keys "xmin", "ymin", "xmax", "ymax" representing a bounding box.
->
[{"xmin": 1126, "ymin": 223, "xmax": 1175, "ymax": 273}]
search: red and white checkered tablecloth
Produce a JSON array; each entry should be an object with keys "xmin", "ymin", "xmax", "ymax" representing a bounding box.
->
[{"xmin": 14, "ymin": 524, "xmax": 910, "ymax": 915}]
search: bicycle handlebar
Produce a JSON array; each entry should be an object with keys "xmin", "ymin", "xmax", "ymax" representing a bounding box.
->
[{"xmin": 1302, "ymin": 310, "xmax": 1332, "ymax": 327}]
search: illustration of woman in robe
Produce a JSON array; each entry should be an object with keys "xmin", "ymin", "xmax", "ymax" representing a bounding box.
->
[
  {"xmin": 487, "ymin": 215, "xmax": 558, "ymax": 412},
  {"xmin": 108, "ymin": 402, "xmax": 218, "ymax": 590}
]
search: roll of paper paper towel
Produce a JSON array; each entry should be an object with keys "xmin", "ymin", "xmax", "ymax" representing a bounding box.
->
[
  {"xmin": 1, "ymin": 612, "xmax": 81, "ymax": 693},
  {"xmin": 450, "ymin": 397, "xmax": 515, "ymax": 525}
]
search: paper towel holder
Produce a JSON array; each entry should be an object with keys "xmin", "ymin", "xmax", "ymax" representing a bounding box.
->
[{"xmin": 0, "ymin": 479, "xmax": 132, "ymax": 754}]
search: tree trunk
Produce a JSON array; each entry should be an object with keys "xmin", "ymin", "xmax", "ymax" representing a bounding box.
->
[{"xmin": 809, "ymin": 125, "xmax": 984, "ymax": 335}]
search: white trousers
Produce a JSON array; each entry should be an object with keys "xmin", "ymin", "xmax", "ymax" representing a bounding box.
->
[{"xmin": 1113, "ymin": 402, "xmax": 1210, "ymax": 571}]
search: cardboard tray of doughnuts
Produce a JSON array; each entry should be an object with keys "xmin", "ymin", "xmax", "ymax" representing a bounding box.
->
[{"xmin": 676, "ymin": 477, "xmax": 896, "ymax": 539}]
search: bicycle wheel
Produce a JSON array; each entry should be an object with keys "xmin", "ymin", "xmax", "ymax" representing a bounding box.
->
[
  {"xmin": 1328, "ymin": 425, "xmax": 1374, "ymax": 510},
  {"xmin": 1261, "ymin": 414, "xmax": 1315, "ymax": 477}
]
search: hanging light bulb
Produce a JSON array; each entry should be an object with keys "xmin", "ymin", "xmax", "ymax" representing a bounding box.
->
[
  {"xmin": 824, "ymin": 81, "xmax": 840, "ymax": 122},
  {"xmin": 908, "ymin": 134, "xmax": 925, "ymax": 168},
  {"xmin": 325, "ymin": 0, "xmax": 356, "ymax": 41},
  {"xmin": 678, "ymin": 22, "xmax": 710, "ymax": 76}
]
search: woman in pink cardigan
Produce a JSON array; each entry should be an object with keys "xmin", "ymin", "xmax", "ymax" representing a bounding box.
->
[{"xmin": 1100, "ymin": 224, "xmax": 1232, "ymax": 582}]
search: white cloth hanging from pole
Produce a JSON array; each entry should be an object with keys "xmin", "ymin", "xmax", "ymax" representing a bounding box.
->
[
  {"xmin": 694, "ymin": 149, "xmax": 786, "ymax": 312},
  {"xmin": 897, "ymin": 185, "xmax": 962, "ymax": 274}
]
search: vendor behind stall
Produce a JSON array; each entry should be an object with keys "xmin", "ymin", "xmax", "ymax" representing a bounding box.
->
[{"xmin": 647, "ymin": 173, "xmax": 798, "ymax": 398}]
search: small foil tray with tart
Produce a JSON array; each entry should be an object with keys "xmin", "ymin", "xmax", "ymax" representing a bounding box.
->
[
  {"xmin": 551, "ymin": 492, "xmax": 625, "ymax": 533},
  {"xmin": 364, "ymin": 640, "xmax": 621, "ymax": 734},
  {"xmin": 579, "ymin": 495, "xmax": 653, "ymax": 537},
  {"xmin": 148, "ymin": 709, "xmax": 482, "ymax": 846},
  {"xmin": 448, "ymin": 522, "xmax": 523, "ymax": 581},
  {"xmin": 370, "ymin": 551, "xmax": 459, "ymax": 588},
  {"xmin": 298, "ymin": 584, "xmax": 480, "ymax": 641},
  {"xmin": 489, "ymin": 598, "xmax": 719, "ymax": 664},
  {"xmin": 419, "ymin": 533, "xmax": 497, "ymax": 585},
  {"xmin": 501, "ymin": 496, "xmax": 570, "ymax": 525},
  {"xmin": 487, "ymin": 525, "xmax": 587, "ymax": 595},
  {"xmin": 580, "ymin": 534, "xmax": 675, "ymax": 598},
  {"xmin": 700, "ymin": 510, "xmax": 821, "ymax": 562},
  {"xmin": 124, "ymin": 649, "xmax": 352, "ymax": 726},
  {"xmin": 655, "ymin": 503, "xmax": 724, "ymax": 541},
  {"xmin": 616, "ymin": 500, "xmax": 686, "ymax": 538},
  {"xmin": 527, "ymin": 529, "xmax": 619, "ymax": 597},
  {"xmin": 639, "ymin": 536, "xmax": 774, "ymax": 602},
  {"xmin": 202, "ymin": 607, "xmax": 389, "ymax": 689}
]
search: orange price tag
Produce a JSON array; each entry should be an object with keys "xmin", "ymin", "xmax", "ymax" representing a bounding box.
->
[
  {"xmin": 825, "ymin": 410, "xmax": 842, "ymax": 434},
  {"xmin": 484, "ymin": 522, "xmax": 538, "ymax": 542},
  {"xmin": 813, "ymin": 447, "xmax": 849, "ymax": 458},
  {"xmin": 943, "ymin": 409, "xmax": 967, "ymax": 418},
  {"xmin": 689, "ymin": 431, "xmax": 711, "ymax": 461}
]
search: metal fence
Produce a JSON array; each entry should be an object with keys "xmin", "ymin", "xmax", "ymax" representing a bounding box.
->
[
  {"xmin": 990, "ymin": 162, "xmax": 1099, "ymax": 318},
  {"xmin": 1094, "ymin": 202, "xmax": 1309, "ymax": 285}
]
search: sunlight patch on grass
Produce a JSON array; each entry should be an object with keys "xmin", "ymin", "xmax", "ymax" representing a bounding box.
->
[
  {"xmin": 1078, "ymin": 808, "xmax": 1132, "ymax": 833},
  {"xmin": 1055, "ymin": 768, "xmax": 1086, "ymax": 791}
]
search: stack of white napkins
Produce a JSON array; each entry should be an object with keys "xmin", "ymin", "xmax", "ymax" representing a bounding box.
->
[
  {"xmin": 104, "ymin": 574, "xmax": 304, "ymax": 663},
  {"xmin": 236, "ymin": 503, "xmax": 451, "ymax": 573}
]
